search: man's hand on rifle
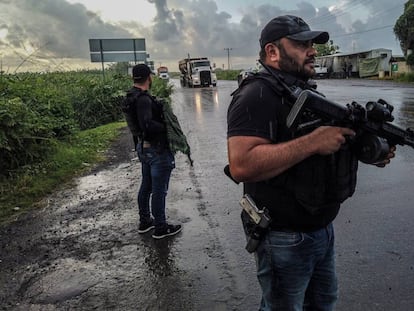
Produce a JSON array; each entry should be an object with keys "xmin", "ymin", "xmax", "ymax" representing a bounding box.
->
[
  {"xmin": 309, "ymin": 126, "xmax": 356, "ymax": 155},
  {"xmin": 309, "ymin": 126, "xmax": 396, "ymax": 167},
  {"xmin": 374, "ymin": 145, "xmax": 396, "ymax": 168}
]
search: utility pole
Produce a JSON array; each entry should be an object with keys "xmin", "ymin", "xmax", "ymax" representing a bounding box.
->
[{"xmin": 224, "ymin": 48, "xmax": 232, "ymax": 70}]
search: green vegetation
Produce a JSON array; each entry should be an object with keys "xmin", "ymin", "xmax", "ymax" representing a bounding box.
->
[
  {"xmin": 395, "ymin": 72, "xmax": 414, "ymax": 82},
  {"xmin": 315, "ymin": 40, "xmax": 340, "ymax": 56},
  {"xmin": 407, "ymin": 54, "xmax": 414, "ymax": 66},
  {"xmin": 394, "ymin": 0, "xmax": 414, "ymax": 57},
  {"xmin": 0, "ymin": 122, "xmax": 125, "ymax": 223},
  {"xmin": 1, "ymin": 71, "xmax": 130, "ymax": 174},
  {"xmin": 0, "ymin": 70, "xmax": 172, "ymax": 223},
  {"xmin": 215, "ymin": 69, "xmax": 240, "ymax": 80}
]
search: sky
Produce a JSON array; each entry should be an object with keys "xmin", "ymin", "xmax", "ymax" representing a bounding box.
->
[{"xmin": 0, "ymin": 0, "xmax": 408, "ymax": 73}]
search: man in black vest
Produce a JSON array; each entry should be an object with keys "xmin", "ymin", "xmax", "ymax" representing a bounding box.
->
[
  {"xmin": 130, "ymin": 64, "xmax": 182, "ymax": 239},
  {"xmin": 227, "ymin": 15, "xmax": 395, "ymax": 310}
]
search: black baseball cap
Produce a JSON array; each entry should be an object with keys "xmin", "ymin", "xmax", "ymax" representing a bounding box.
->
[
  {"xmin": 260, "ymin": 15, "xmax": 329, "ymax": 48},
  {"xmin": 132, "ymin": 64, "xmax": 153, "ymax": 80}
]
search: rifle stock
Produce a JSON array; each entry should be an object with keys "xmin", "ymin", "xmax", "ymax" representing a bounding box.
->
[{"xmin": 286, "ymin": 90, "xmax": 352, "ymax": 130}]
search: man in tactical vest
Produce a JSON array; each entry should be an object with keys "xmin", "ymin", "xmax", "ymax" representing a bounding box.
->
[
  {"xmin": 226, "ymin": 15, "xmax": 395, "ymax": 310},
  {"xmin": 128, "ymin": 64, "xmax": 182, "ymax": 239}
]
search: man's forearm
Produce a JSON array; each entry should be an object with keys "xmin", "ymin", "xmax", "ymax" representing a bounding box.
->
[{"xmin": 229, "ymin": 134, "xmax": 318, "ymax": 182}]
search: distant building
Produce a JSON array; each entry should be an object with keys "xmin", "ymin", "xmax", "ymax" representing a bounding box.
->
[{"xmin": 316, "ymin": 48, "xmax": 393, "ymax": 78}]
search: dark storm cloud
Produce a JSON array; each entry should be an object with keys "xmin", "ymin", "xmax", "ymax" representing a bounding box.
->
[
  {"xmin": 0, "ymin": 0, "xmax": 132, "ymax": 59},
  {"xmin": 141, "ymin": 0, "xmax": 237, "ymax": 60},
  {"xmin": 145, "ymin": 0, "xmax": 270, "ymax": 60},
  {"xmin": 132, "ymin": 0, "xmax": 406, "ymax": 68},
  {"xmin": 0, "ymin": 0, "xmax": 406, "ymax": 70},
  {"xmin": 148, "ymin": 0, "xmax": 180, "ymax": 41}
]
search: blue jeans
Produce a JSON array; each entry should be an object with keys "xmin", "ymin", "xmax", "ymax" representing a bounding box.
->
[
  {"xmin": 136, "ymin": 146, "xmax": 175, "ymax": 228},
  {"xmin": 255, "ymin": 223, "xmax": 337, "ymax": 311}
]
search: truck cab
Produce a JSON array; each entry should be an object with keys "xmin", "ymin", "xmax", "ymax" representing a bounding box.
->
[
  {"xmin": 157, "ymin": 66, "xmax": 169, "ymax": 80},
  {"xmin": 179, "ymin": 57, "xmax": 217, "ymax": 87}
]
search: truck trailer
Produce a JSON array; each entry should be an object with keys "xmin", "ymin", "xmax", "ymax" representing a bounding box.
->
[{"xmin": 178, "ymin": 57, "xmax": 217, "ymax": 87}]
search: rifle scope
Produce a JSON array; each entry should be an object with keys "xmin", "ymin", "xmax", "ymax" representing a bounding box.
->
[{"xmin": 366, "ymin": 99, "xmax": 394, "ymax": 122}]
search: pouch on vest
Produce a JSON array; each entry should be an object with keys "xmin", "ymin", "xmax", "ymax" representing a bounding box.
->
[{"xmin": 288, "ymin": 144, "xmax": 358, "ymax": 215}]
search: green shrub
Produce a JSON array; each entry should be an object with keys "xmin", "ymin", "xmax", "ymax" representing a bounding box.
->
[
  {"xmin": 407, "ymin": 53, "xmax": 414, "ymax": 66},
  {"xmin": 70, "ymin": 74, "xmax": 130, "ymax": 130},
  {"xmin": 0, "ymin": 97, "xmax": 55, "ymax": 175},
  {"xmin": 395, "ymin": 72, "xmax": 414, "ymax": 82},
  {"xmin": 151, "ymin": 77, "xmax": 174, "ymax": 98},
  {"xmin": 0, "ymin": 70, "xmax": 173, "ymax": 177},
  {"xmin": 1, "ymin": 72, "xmax": 77, "ymax": 138}
]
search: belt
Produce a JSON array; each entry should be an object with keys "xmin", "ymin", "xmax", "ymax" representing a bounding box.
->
[
  {"xmin": 269, "ymin": 226, "xmax": 295, "ymax": 233},
  {"xmin": 269, "ymin": 224, "xmax": 322, "ymax": 233},
  {"xmin": 143, "ymin": 141, "xmax": 151, "ymax": 148}
]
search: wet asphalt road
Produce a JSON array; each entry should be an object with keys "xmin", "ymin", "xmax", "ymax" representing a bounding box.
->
[
  {"xmin": 170, "ymin": 78, "xmax": 414, "ymax": 311},
  {"xmin": 1, "ymin": 78, "xmax": 413, "ymax": 311}
]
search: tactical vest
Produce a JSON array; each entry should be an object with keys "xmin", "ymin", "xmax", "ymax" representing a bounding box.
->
[{"xmin": 234, "ymin": 71, "xmax": 358, "ymax": 220}]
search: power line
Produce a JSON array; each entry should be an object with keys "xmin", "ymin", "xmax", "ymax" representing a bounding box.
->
[
  {"xmin": 368, "ymin": 2, "xmax": 404, "ymax": 19},
  {"xmin": 307, "ymin": 0, "xmax": 373, "ymax": 25},
  {"xmin": 306, "ymin": 2, "xmax": 404, "ymax": 43},
  {"xmin": 308, "ymin": 1, "xmax": 403, "ymax": 28},
  {"xmin": 330, "ymin": 24, "xmax": 394, "ymax": 39}
]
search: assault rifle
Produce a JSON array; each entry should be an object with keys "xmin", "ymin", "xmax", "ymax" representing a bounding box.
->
[{"xmin": 259, "ymin": 60, "xmax": 414, "ymax": 164}]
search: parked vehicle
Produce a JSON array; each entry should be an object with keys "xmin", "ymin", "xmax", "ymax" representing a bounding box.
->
[
  {"xmin": 178, "ymin": 57, "xmax": 217, "ymax": 87},
  {"xmin": 157, "ymin": 66, "xmax": 169, "ymax": 80},
  {"xmin": 313, "ymin": 64, "xmax": 329, "ymax": 78}
]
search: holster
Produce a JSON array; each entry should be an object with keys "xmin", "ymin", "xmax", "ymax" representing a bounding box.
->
[{"xmin": 241, "ymin": 210, "xmax": 268, "ymax": 253}]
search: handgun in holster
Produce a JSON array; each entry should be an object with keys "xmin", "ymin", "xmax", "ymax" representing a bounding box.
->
[{"xmin": 239, "ymin": 194, "xmax": 272, "ymax": 253}]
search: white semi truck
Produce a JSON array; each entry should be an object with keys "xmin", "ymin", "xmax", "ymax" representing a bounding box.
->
[
  {"xmin": 157, "ymin": 66, "xmax": 170, "ymax": 80},
  {"xmin": 178, "ymin": 57, "xmax": 217, "ymax": 87}
]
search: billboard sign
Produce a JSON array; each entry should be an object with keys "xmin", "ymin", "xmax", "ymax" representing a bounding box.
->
[{"xmin": 89, "ymin": 38, "xmax": 147, "ymax": 63}]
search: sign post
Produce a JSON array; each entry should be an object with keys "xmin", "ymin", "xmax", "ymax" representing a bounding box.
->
[{"xmin": 88, "ymin": 38, "xmax": 148, "ymax": 79}]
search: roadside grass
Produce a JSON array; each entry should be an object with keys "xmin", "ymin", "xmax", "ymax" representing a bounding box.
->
[
  {"xmin": 215, "ymin": 70, "xmax": 240, "ymax": 80},
  {"xmin": 395, "ymin": 72, "xmax": 414, "ymax": 82},
  {"xmin": 0, "ymin": 122, "xmax": 126, "ymax": 224}
]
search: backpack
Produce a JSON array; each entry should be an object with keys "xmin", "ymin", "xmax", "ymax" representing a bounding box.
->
[{"xmin": 120, "ymin": 88, "xmax": 145, "ymax": 139}]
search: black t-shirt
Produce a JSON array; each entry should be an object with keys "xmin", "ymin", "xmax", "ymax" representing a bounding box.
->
[{"xmin": 228, "ymin": 78, "xmax": 280, "ymax": 142}]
